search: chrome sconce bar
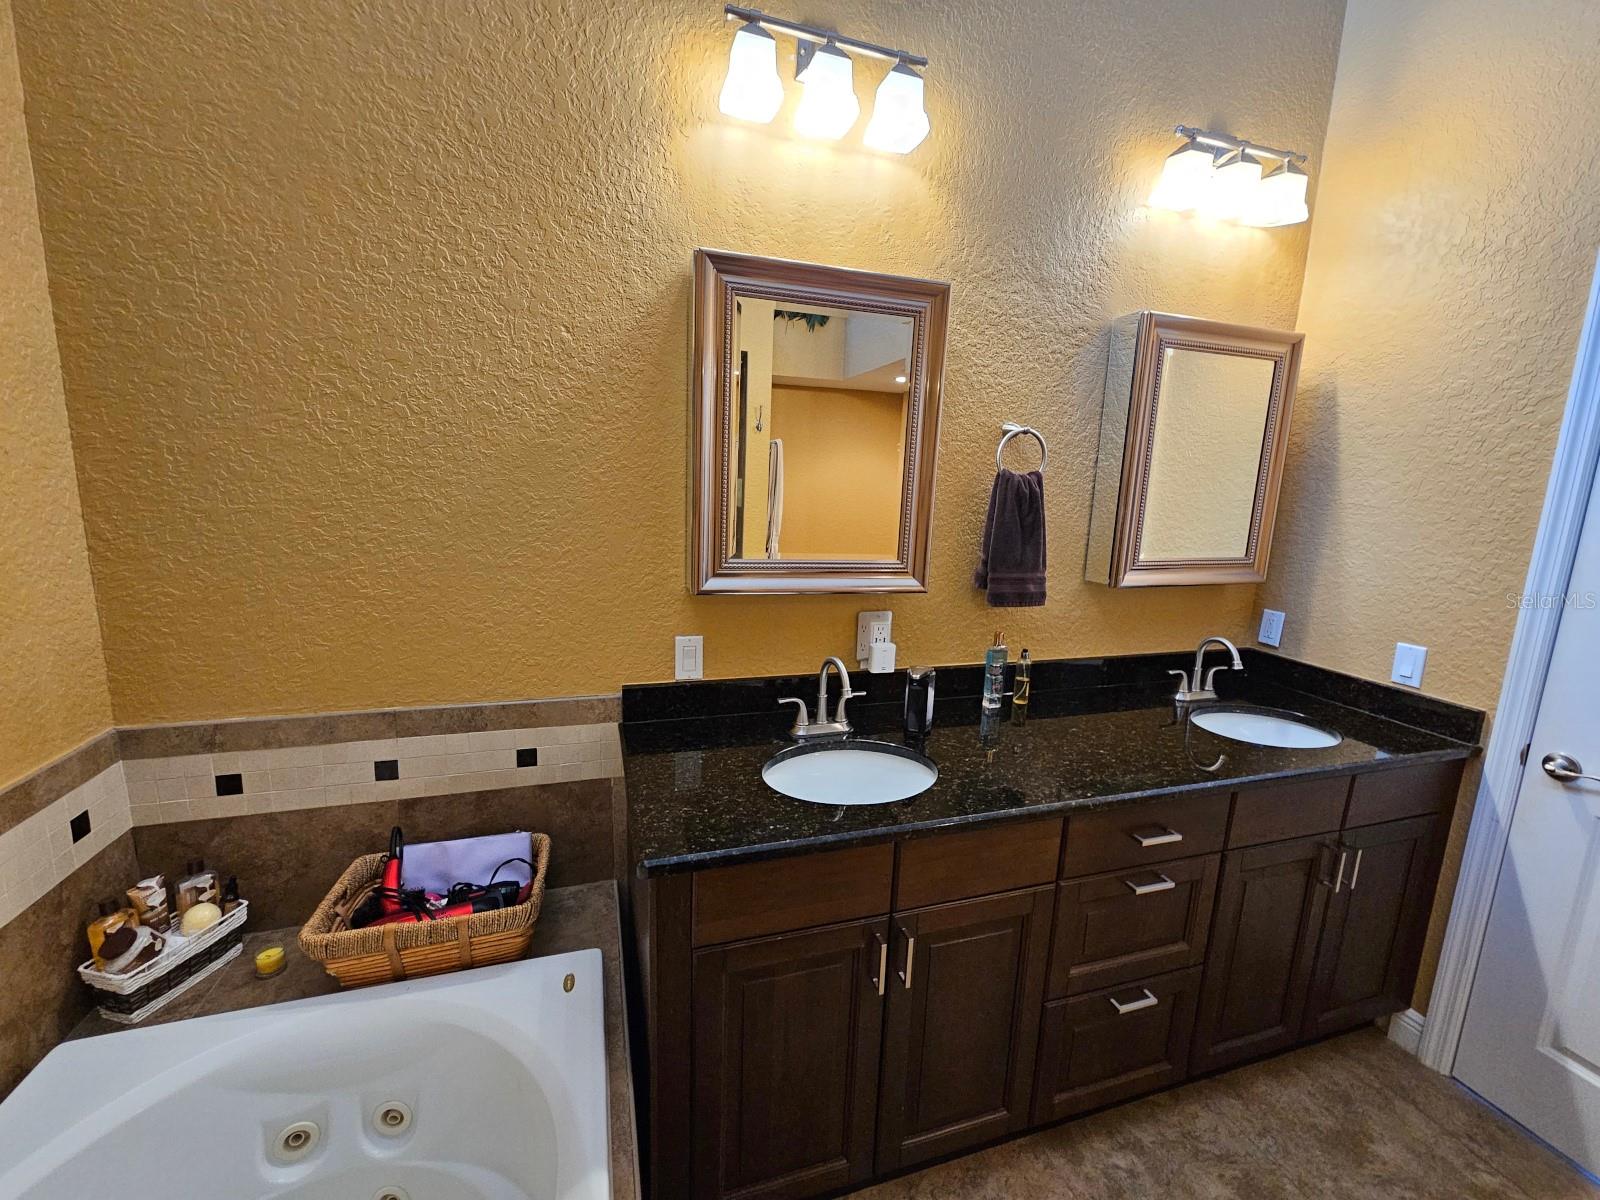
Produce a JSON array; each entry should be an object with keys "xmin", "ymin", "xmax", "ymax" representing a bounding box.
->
[{"xmin": 1152, "ymin": 124, "xmax": 1311, "ymax": 227}]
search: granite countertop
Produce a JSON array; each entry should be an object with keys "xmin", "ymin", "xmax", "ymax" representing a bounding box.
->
[
  {"xmin": 625, "ymin": 668, "xmax": 1479, "ymax": 876},
  {"xmin": 72, "ymin": 881, "xmax": 641, "ymax": 1200}
]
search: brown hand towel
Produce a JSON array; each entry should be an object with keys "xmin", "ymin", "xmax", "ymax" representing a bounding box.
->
[{"xmin": 974, "ymin": 468, "xmax": 1046, "ymax": 607}]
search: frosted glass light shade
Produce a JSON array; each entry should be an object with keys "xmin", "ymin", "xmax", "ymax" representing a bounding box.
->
[
  {"xmin": 863, "ymin": 62, "xmax": 930, "ymax": 154},
  {"xmin": 719, "ymin": 22, "xmax": 784, "ymax": 124},
  {"xmin": 1149, "ymin": 139, "xmax": 1214, "ymax": 212},
  {"xmin": 794, "ymin": 41, "xmax": 859, "ymax": 140},
  {"xmin": 1199, "ymin": 148, "xmax": 1263, "ymax": 221},
  {"xmin": 1243, "ymin": 159, "xmax": 1310, "ymax": 227}
]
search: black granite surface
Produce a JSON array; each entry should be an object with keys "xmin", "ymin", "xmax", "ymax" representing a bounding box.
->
[{"xmin": 623, "ymin": 653, "xmax": 1481, "ymax": 876}]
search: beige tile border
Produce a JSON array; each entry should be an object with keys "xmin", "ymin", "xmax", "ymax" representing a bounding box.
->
[{"xmin": 0, "ymin": 763, "xmax": 131, "ymax": 931}]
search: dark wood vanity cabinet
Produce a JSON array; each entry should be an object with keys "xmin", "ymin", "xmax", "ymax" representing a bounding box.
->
[
  {"xmin": 876, "ymin": 887, "xmax": 1053, "ymax": 1173},
  {"xmin": 638, "ymin": 760, "xmax": 1464, "ymax": 1200},
  {"xmin": 691, "ymin": 918, "xmax": 888, "ymax": 1199}
]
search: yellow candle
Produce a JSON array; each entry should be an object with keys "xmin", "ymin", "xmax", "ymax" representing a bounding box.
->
[{"xmin": 254, "ymin": 945, "xmax": 286, "ymax": 978}]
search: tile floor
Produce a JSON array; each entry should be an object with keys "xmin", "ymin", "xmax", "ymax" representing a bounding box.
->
[{"xmin": 852, "ymin": 1029, "xmax": 1599, "ymax": 1199}]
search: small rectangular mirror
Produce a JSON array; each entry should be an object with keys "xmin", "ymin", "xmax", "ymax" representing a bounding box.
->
[
  {"xmin": 1086, "ymin": 312, "xmax": 1303, "ymax": 587},
  {"xmin": 692, "ymin": 250, "xmax": 949, "ymax": 593}
]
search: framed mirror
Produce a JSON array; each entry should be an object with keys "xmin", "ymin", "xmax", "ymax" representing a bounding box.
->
[
  {"xmin": 1086, "ymin": 311, "xmax": 1303, "ymax": 587},
  {"xmin": 691, "ymin": 249, "xmax": 949, "ymax": 593}
]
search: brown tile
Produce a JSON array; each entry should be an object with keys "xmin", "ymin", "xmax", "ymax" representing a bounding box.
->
[
  {"xmin": 0, "ymin": 730, "xmax": 118, "ymax": 837},
  {"xmin": 0, "ymin": 832, "xmax": 141, "ymax": 1099},
  {"xmin": 398, "ymin": 778, "xmax": 615, "ymax": 889},
  {"xmin": 210, "ymin": 710, "xmax": 399, "ymax": 754},
  {"xmin": 133, "ymin": 802, "xmax": 401, "ymax": 931},
  {"xmin": 391, "ymin": 695, "xmax": 621, "ymax": 738},
  {"xmin": 116, "ymin": 722, "xmax": 218, "ymax": 760}
]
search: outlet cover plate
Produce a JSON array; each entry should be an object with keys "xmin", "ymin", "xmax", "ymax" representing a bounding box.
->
[
  {"xmin": 1258, "ymin": 609, "xmax": 1285, "ymax": 647},
  {"xmin": 856, "ymin": 610, "xmax": 891, "ymax": 664}
]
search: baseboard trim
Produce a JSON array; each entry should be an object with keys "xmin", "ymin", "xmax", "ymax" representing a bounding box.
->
[{"xmin": 1386, "ymin": 1008, "xmax": 1426, "ymax": 1057}]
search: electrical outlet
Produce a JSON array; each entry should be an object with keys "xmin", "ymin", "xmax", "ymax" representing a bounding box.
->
[
  {"xmin": 1258, "ymin": 608, "xmax": 1285, "ymax": 647},
  {"xmin": 674, "ymin": 635, "xmax": 703, "ymax": 681},
  {"xmin": 1391, "ymin": 642, "xmax": 1427, "ymax": 688},
  {"xmin": 856, "ymin": 610, "xmax": 892, "ymax": 665}
]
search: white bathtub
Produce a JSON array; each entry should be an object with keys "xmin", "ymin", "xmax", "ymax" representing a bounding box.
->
[{"xmin": 0, "ymin": 949, "xmax": 610, "ymax": 1200}]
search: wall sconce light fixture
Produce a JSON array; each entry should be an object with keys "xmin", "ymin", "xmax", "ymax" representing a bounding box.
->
[
  {"xmin": 1151, "ymin": 126, "xmax": 1310, "ymax": 227},
  {"xmin": 717, "ymin": 4, "xmax": 931, "ymax": 153}
]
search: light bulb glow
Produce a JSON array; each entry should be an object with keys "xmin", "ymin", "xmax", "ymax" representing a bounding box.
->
[
  {"xmin": 1149, "ymin": 139, "xmax": 1214, "ymax": 212},
  {"xmin": 1242, "ymin": 159, "xmax": 1310, "ymax": 227},
  {"xmin": 793, "ymin": 41, "xmax": 859, "ymax": 140},
  {"xmin": 863, "ymin": 62, "xmax": 930, "ymax": 154},
  {"xmin": 1198, "ymin": 148, "xmax": 1263, "ymax": 221},
  {"xmin": 718, "ymin": 22, "xmax": 784, "ymax": 124}
]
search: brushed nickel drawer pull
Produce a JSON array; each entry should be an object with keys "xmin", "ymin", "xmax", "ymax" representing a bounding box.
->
[
  {"xmin": 875, "ymin": 934, "xmax": 888, "ymax": 997},
  {"xmin": 1130, "ymin": 826, "xmax": 1184, "ymax": 848},
  {"xmin": 1332, "ymin": 848, "xmax": 1349, "ymax": 893},
  {"xmin": 1124, "ymin": 873, "xmax": 1177, "ymax": 896},
  {"xmin": 1348, "ymin": 847, "xmax": 1364, "ymax": 892},
  {"xmin": 898, "ymin": 931, "xmax": 916, "ymax": 990},
  {"xmin": 1109, "ymin": 988, "xmax": 1160, "ymax": 1015}
]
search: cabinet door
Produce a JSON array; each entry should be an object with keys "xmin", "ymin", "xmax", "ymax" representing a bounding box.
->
[
  {"xmin": 1050, "ymin": 853, "xmax": 1220, "ymax": 997},
  {"xmin": 876, "ymin": 887, "xmax": 1053, "ymax": 1174},
  {"xmin": 692, "ymin": 918, "xmax": 889, "ymax": 1199},
  {"xmin": 1190, "ymin": 836, "xmax": 1332, "ymax": 1074},
  {"xmin": 1304, "ymin": 815, "xmax": 1441, "ymax": 1039},
  {"xmin": 1033, "ymin": 967, "xmax": 1203, "ymax": 1123}
]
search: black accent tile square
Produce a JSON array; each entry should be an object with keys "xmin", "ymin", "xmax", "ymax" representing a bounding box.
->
[
  {"xmin": 374, "ymin": 759, "xmax": 399, "ymax": 781},
  {"xmin": 516, "ymin": 747, "xmax": 538, "ymax": 768},
  {"xmin": 214, "ymin": 773, "xmax": 244, "ymax": 796},
  {"xmin": 69, "ymin": 810, "xmax": 91, "ymax": 843}
]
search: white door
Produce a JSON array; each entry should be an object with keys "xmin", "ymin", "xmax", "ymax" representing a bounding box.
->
[{"xmin": 1455, "ymin": 453, "xmax": 1600, "ymax": 1171}]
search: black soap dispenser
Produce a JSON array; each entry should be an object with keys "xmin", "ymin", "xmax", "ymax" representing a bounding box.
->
[{"xmin": 903, "ymin": 667, "xmax": 936, "ymax": 741}]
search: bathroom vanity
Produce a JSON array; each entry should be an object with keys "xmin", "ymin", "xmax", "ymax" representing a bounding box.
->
[{"xmin": 624, "ymin": 652, "xmax": 1479, "ymax": 1199}]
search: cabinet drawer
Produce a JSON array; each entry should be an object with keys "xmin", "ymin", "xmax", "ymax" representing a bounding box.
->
[
  {"xmin": 1032, "ymin": 967, "xmax": 1202, "ymax": 1124},
  {"xmin": 1229, "ymin": 776, "xmax": 1349, "ymax": 847},
  {"xmin": 1049, "ymin": 854, "xmax": 1220, "ymax": 997},
  {"xmin": 1062, "ymin": 792, "xmax": 1229, "ymax": 878},
  {"xmin": 1345, "ymin": 761, "xmax": 1463, "ymax": 828},
  {"xmin": 895, "ymin": 818, "xmax": 1063, "ymax": 910},
  {"xmin": 692, "ymin": 843, "xmax": 894, "ymax": 946}
]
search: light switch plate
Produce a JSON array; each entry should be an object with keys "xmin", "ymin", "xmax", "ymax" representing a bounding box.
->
[
  {"xmin": 1391, "ymin": 642, "xmax": 1427, "ymax": 688},
  {"xmin": 1258, "ymin": 608, "xmax": 1285, "ymax": 647},
  {"xmin": 674, "ymin": 635, "xmax": 703, "ymax": 681},
  {"xmin": 856, "ymin": 610, "xmax": 892, "ymax": 666}
]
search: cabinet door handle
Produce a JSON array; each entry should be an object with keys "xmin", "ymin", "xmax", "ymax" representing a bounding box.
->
[
  {"xmin": 1331, "ymin": 847, "xmax": 1349, "ymax": 893},
  {"xmin": 1348, "ymin": 847, "xmax": 1364, "ymax": 892},
  {"xmin": 898, "ymin": 930, "xmax": 916, "ymax": 990},
  {"xmin": 873, "ymin": 930, "xmax": 888, "ymax": 997},
  {"xmin": 1130, "ymin": 826, "xmax": 1183, "ymax": 848},
  {"xmin": 1109, "ymin": 988, "xmax": 1160, "ymax": 1015},
  {"xmin": 1124, "ymin": 872, "xmax": 1177, "ymax": 896}
]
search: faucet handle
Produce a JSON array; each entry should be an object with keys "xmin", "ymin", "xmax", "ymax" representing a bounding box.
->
[
  {"xmin": 1167, "ymin": 669, "xmax": 1192, "ymax": 692},
  {"xmin": 1202, "ymin": 664, "xmax": 1238, "ymax": 692},
  {"xmin": 778, "ymin": 697, "xmax": 809, "ymax": 732}
]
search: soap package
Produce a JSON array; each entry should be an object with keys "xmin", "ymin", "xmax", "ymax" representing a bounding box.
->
[
  {"xmin": 402, "ymin": 831, "xmax": 535, "ymax": 902},
  {"xmin": 126, "ymin": 876, "xmax": 171, "ymax": 934}
]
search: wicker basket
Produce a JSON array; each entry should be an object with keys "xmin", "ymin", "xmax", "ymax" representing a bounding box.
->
[{"xmin": 299, "ymin": 833, "xmax": 549, "ymax": 988}]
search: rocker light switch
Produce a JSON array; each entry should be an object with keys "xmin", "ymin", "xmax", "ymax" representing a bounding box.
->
[
  {"xmin": 675, "ymin": 635, "xmax": 704, "ymax": 681},
  {"xmin": 1391, "ymin": 642, "xmax": 1427, "ymax": 688}
]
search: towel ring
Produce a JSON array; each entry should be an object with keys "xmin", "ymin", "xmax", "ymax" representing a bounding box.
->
[{"xmin": 996, "ymin": 422, "xmax": 1047, "ymax": 473}]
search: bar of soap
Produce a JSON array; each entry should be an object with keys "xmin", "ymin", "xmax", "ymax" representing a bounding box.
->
[
  {"xmin": 179, "ymin": 901, "xmax": 222, "ymax": 935},
  {"xmin": 254, "ymin": 945, "xmax": 286, "ymax": 978}
]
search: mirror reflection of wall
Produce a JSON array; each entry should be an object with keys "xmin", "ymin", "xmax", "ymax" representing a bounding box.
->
[
  {"xmin": 1085, "ymin": 311, "xmax": 1302, "ymax": 587},
  {"xmin": 1140, "ymin": 349, "xmax": 1276, "ymax": 561},
  {"xmin": 728, "ymin": 300, "xmax": 912, "ymax": 562}
]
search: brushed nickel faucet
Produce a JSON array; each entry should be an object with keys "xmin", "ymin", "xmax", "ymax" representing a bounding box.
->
[
  {"xmin": 778, "ymin": 657, "xmax": 858, "ymax": 740},
  {"xmin": 1170, "ymin": 636, "xmax": 1243, "ymax": 703}
]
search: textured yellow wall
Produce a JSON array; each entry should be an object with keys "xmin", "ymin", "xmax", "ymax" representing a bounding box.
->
[
  {"xmin": 1264, "ymin": 0, "xmax": 1600, "ymax": 1011},
  {"xmin": 0, "ymin": 0, "xmax": 112, "ymax": 785},
  {"xmin": 14, "ymin": 0, "xmax": 1345, "ymax": 724},
  {"xmin": 1265, "ymin": 0, "xmax": 1600, "ymax": 711}
]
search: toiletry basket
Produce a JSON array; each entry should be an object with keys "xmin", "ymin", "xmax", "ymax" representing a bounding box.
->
[
  {"xmin": 298, "ymin": 832, "xmax": 550, "ymax": 987},
  {"xmin": 78, "ymin": 900, "xmax": 250, "ymax": 1024}
]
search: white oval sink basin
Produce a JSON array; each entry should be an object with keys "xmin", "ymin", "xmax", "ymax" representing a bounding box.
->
[
  {"xmin": 1190, "ymin": 707, "xmax": 1342, "ymax": 749},
  {"xmin": 762, "ymin": 743, "xmax": 937, "ymax": 805}
]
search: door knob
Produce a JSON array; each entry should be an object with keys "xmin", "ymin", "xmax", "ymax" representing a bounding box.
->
[{"xmin": 1541, "ymin": 753, "xmax": 1600, "ymax": 784}]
